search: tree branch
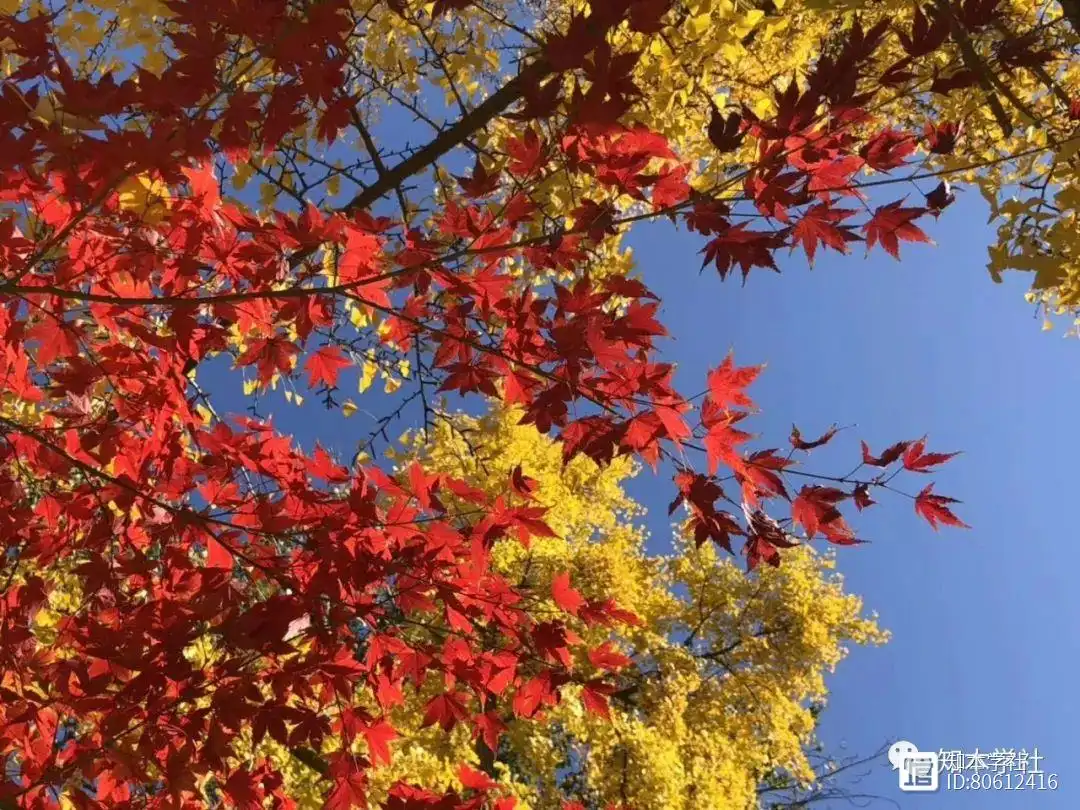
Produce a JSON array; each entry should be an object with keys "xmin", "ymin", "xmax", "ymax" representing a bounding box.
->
[{"xmin": 342, "ymin": 58, "xmax": 551, "ymax": 215}]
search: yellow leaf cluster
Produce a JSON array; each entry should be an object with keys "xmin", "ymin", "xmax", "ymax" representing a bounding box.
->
[{"xmin": 350, "ymin": 404, "xmax": 886, "ymax": 810}]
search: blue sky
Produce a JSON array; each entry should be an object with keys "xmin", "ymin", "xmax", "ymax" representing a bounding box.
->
[{"xmin": 619, "ymin": 191, "xmax": 1079, "ymax": 806}]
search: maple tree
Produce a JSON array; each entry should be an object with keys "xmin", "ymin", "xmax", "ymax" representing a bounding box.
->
[{"xmin": 2, "ymin": 0, "xmax": 1068, "ymax": 807}]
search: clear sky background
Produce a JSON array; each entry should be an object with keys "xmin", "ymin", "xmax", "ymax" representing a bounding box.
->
[{"xmin": 618, "ymin": 191, "xmax": 1080, "ymax": 807}]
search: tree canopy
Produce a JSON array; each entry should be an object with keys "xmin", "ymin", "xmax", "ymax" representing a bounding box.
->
[{"xmin": 1, "ymin": 0, "xmax": 1074, "ymax": 808}]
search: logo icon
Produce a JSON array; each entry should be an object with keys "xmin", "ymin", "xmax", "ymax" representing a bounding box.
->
[{"xmin": 889, "ymin": 740, "xmax": 939, "ymax": 792}]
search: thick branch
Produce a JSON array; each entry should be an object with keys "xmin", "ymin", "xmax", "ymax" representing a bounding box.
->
[
  {"xmin": 290, "ymin": 747, "xmax": 330, "ymax": 777},
  {"xmin": 935, "ymin": 0, "xmax": 1014, "ymax": 137},
  {"xmin": 342, "ymin": 59, "xmax": 551, "ymax": 215}
]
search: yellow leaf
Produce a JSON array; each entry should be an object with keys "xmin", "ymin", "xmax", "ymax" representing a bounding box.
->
[
  {"xmin": 359, "ymin": 359, "xmax": 378, "ymax": 393},
  {"xmin": 116, "ymin": 174, "xmax": 171, "ymax": 225}
]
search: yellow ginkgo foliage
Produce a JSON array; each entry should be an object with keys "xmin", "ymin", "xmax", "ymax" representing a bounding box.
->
[{"xmin": 257, "ymin": 404, "xmax": 886, "ymax": 810}]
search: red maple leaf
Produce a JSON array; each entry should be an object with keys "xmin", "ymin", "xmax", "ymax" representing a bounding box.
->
[
  {"xmin": 223, "ymin": 768, "xmax": 264, "ymax": 810},
  {"xmin": 581, "ymin": 679, "xmax": 615, "ymax": 719},
  {"xmin": 422, "ymin": 692, "xmax": 471, "ymax": 732},
  {"xmin": 236, "ymin": 337, "xmax": 300, "ymax": 384},
  {"xmin": 455, "ymin": 156, "xmax": 500, "ymax": 197},
  {"xmin": 924, "ymin": 121, "xmax": 963, "ymax": 154},
  {"xmin": 743, "ymin": 507, "xmax": 798, "ymax": 571},
  {"xmin": 325, "ymin": 755, "xmax": 369, "ymax": 810},
  {"xmin": 863, "ymin": 201, "xmax": 932, "ymax": 259},
  {"xmin": 551, "ymin": 572, "xmax": 585, "ymax": 617},
  {"xmin": 703, "ymin": 420, "xmax": 752, "ymax": 476},
  {"xmin": 737, "ymin": 449, "xmax": 793, "ymax": 505},
  {"xmin": 588, "ymin": 642, "xmax": 632, "ymax": 671},
  {"xmin": 506, "ymin": 129, "xmax": 546, "ymax": 178},
  {"xmin": 791, "ymin": 204, "xmax": 862, "ymax": 265},
  {"xmin": 914, "ymin": 484, "xmax": 969, "ymax": 530},
  {"xmin": 701, "ymin": 223, "xmax": 783, "ymax": 282},
  {"xmin": 473, "ymin": 712, "xmax": 507, "ymax": 752},
  {"xmin": 790, "ymin": 424, "xmax": 838, "ymax": 451},
  {"xmin": 361, "ymin": 720, "xmax": 397, "ymax": 767},
  {"xmin": 310, "ymin": 444, "xmax": 350, "ymax": 482},
  {"xmin": 459, "ymin": 765, "xmax": 499, "ymax": 792},
  {"xmin": 791, "ymin": 486, "xmax": 858, "ymax": 544},
  {"xmin": 853, "ymin": 483, "xmax": 877, "ymax": 511},
  {"xmin": 707, "ymin": 104, "xmax": 744, "ymax": 153},
  {"xmin": 512, "ymin": 672, "xmax": 563, "ymax": 719},
  {"xmin": 706, "ymin": 352, "xmax": 762, "ymax": 411},
  {"xmin": 861, "ymin": 439, "xmax": 911, "ymax": 467},
  {"xmin": 859, "ymin": 129, "xmax": 917, "ymax": 170},
  {"xmin": 903, "ymin": 437, "xmax": 960, "ymax": 472},
  {"xmin": 305, "ymin": 345, "xmax": 350, "ymax": 388}
]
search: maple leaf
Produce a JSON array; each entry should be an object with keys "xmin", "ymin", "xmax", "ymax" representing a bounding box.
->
[
  {"xmin": 361, "ymin": 720, "xmax": 397, "ymax": 767},
  {"xmin": 205, "ymin": 536, "xmax": 235, "ymax": 570},
  {"xmin": 422, "ymin": 692, "xmax": 471, "ymax": 732},
  {"xmin": 223, "ymin": 768, "xmax": 264, "ymax": 810},
  {"xmin": 236, "ymin": 337, "xmax": 299, "ymax": 384},
  {"xmin": 924, "ymin": 181, "xmax": 956, "ymax": 216},
  {"xmin": 326, "ymin": 755, "xmax": 369, "ymax": 810},
  {"xmin": 311, "ymin": 444, "xmax": 350, "ymax": 482},
  {"xmin": 924, "ymin": 121, "xmax": 963, "ymax": 154},
  {"xmin": 551, "ymin": 572, "xmax": 585, "ymax": 617},
  {"xmin": 914, "ymin": 483, "xmax": 969, "ymax": 530},
  {"xmin": 473, "ymin": 712, "xmax": 507, "ymax": 753},
  {"xmin": 455, "ymin": 156, "xmax": 500, "ymax": 197},
  {"xmin": 747, "ymin": 527, "xmax": 790, "ymax": 570},
  {"xmin": 743, "ymin": 508, "xmax": 798, "ymax": 571},
  {"xmin": 701, "ymin": 223, "xmax": 783, "ymax": 282},
  {"xmin": 588, "ymin": 642, "xmax": 632, "ymax": 672},
  {"xmin": 506, "ymin": 129, "xmax": 546, "ymax": 177},
  {"xmin": 458, "ymin": 765, "xmax": 499, "ymax": 792},
  {"xmin": 791, "ymin": 204, "xmax": 862, "ymax": 265},
  {"xmin": 861, "ymin": 440, "xmax": 911, "ymax": 467},
  {"xmin": 512, "ymin": 672, "xmax": 562, "ymax": 719},
  {"xmin": 791, "ymin": 486, "xmax": 858, "ymax": 544},
  {"xmin": 853, "ymin": 483, "xmax": 877, "ymax": 511},
  {"xmin": 897, "ymin": 4, "xmax": 949, "ymax": 57},
  {"xmin": 509, "ymin": 464, "xmax": 538, "ymax": 498},
  {"xmin": 902, "ymin": 437, "xmax": 960, "ymax": 473},
  {"xmin": 703, "ymin": 420, "xmax": 752, "ymax": 476},
  {"xmin": 863, "ymin": 202, "xmax": 932, "ymax": 259},
  {"xmin": 707, "ymin": 104, "xmax": 744, "ymax": 153},
  {"xmin": 650, "ymin": 164, "xmax": 691, "ymax": 210},
  {"xmin": 738, "ymin": 449, "xmax": 793, "ymax": 505},
  {"xmin": 706, "ymin": 352, "xmax": 762, "ymax": 411},
  {"xmin": 859, "ymin": 129, "xmax": 917, "ymax": 171},
  {"xmin": 790, "ymin": 424, "xmax": 838, "ymax": 451},
  {"xmin": 581, "ymin": 679, "xmax": 615, "ymax": 719}
]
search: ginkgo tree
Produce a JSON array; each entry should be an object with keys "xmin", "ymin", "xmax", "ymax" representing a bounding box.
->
[
  {"xmin": 0, "ymin": 0, "xmax": 1063, "ymax": 808},
  {"xmin": 269, "ymin": 404, "xmax": 891, "ymax": 810}
]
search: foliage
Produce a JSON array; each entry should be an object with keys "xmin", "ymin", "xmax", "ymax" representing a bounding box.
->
[{"xmin": 3, "ymin": 0, "xmax": 1065, "ymax": 807}]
